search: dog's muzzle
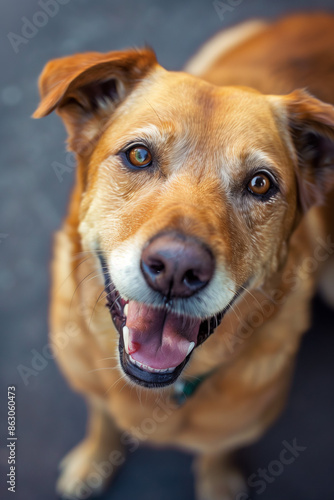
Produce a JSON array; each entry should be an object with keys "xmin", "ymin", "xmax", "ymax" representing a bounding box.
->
[{"xmin": 100, "ymin": 232, "xmax": 239, "ymax": 388}]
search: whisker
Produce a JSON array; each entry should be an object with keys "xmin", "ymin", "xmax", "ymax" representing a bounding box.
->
[
  {"xmin": 257, "ymin": 285, "xmax": 277, "ymax": 304},
  {"xmin": 225, "ymin": 291, "xmax": 243, "ymax": 324},
  {"xmin": 72, "ymin": 249, "xmax": 103, "ymax": 260},
  {"xmin": 81, "ymin": 271, "xmax": 106, "ymax": 285},
  {"xmin": 136, "ymin": 385, "xmax": 143, "ymax": 408},
  {"xmin": 226, "ymin": 286, "xmax": 252, "ymax": 321},
  {"xmin": 97, "ymin": 356, "xmax": 119, "ymax": 361},
  {"xmin": 57, "ymin": 256, "xmax": 92, "ymax": 292},
  {"xmin": 238, "ymin": 284, "xmax": 264, "ymax": 311},
  {"xmin": 104, "ymin": 372, "xmax": 128, "ymax": 395},
  {"xmin": 88, "ymin": 366, "xmax": 119, "ymax": 373},
  {"xmin": 119, "ymin": 379, "xmax": 128, "ymax": 394},
  {"xmin": 142, "ymin": 96, "xmax": 164, "ymax": 128},
  {"xmin": 99, "ymin": 285, "xmax": 118, "ymax": 303},
  {"xmin": 108, "ymin": 295, "xmax": 122, "ymax": 312},
  {"xmin": 89, "ymin": 288, "xmax": 109, "ymax": 328},
  {"xmin": 96, "ymin": 291, "xmax": 110, "ymax": 304},
  {"xmin": 69, "ymin": 270, "xmax": 101, "ymax": 315},
  {"xmin": 70, "ymin": 253, "xmax": 95, "ymax": 263}
]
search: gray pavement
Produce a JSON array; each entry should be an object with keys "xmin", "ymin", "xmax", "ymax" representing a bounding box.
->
[{"xmin": 1, "ymin": 1, "xmax": 334, "ymax": 499}]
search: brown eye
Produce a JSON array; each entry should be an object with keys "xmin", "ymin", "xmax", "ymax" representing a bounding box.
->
[
  {"xmin": 248, "ymin": 173, "xmax": 272, "ymax": 196},
  {"xmin": 127, "ymin": 146, "xmax": 152, "ymax": 168}
]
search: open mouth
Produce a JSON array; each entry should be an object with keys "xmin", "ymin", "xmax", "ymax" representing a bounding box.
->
[{"xmin": 100, "ymin": 257, "xmax": 233, "ymax": 388}]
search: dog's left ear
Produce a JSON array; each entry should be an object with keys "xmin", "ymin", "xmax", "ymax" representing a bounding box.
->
[
  {"xmin": 273, "ymin": 89, "xmax": 334, "ymax": 211},
  {"xmin": 33, "ymin": 48, "xmax": 157, "ymax": 154}
]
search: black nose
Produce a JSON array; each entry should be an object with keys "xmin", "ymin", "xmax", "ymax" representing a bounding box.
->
[{"xmin": 141, "ymin": 232, "xmax": 214, "ymax": 298}]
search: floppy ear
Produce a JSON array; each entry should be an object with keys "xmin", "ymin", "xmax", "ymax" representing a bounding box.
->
[
  {"xmin": 282, "ymin": 89, "xmax": 334, "ymax": 211},
  {"xmin": 33, "ymin": 48, "xmax": 157, "ymax": 154}
]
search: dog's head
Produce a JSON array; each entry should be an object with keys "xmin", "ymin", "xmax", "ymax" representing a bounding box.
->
[{"xmin": 34, "ymin": 48, "xmax": 334, "ymax": 388}]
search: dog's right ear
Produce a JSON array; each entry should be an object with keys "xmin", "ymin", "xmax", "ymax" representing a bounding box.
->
[
  {"xmin": 33, "ymin": 48, "xmax": 157, "ymax": 154},
  {"xmin": 269, "ymin": 89, "xmax": 334, "ymax": 212}
]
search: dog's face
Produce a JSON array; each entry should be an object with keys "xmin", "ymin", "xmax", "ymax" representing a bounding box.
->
[{"xmin": 35, "ymin": 49, "xmax": 334, "ymax": 388}]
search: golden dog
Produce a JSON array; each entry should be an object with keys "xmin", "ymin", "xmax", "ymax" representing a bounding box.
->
[{"xmin": 34, "ymin": 13, "xmax": 334, "ymax": 499}]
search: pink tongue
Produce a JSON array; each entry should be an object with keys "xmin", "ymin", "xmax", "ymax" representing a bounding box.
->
[{"xmin": 125, "ymin": 301, "xmax": 200, "ymax": 370}]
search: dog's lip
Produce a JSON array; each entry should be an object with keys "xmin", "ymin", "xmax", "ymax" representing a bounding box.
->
[
  {"xmin": 128, "ymin": 354, "xmax": 177, "ymax": 373},
  {"xmin": 104, "ymin": 282, "xmax": 227, "ymax": 388},
  {"xmin": 123, "ymin": 301, "xmax": 200, "ymax": 371},
  {"xmin": 119, "ymin": 334, "xmax": 190, "ymax": 388},
  {"xmin": 105, "ymin": 294, "xmax": 206, "ymax": 388}
]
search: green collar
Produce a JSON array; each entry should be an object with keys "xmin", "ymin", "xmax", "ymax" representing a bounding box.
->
[{"xmin": 172, "ymin": 369, "xmax": 216, "ymax": 406}]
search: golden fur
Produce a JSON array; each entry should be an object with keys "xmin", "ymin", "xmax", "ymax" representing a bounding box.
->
[{"xmin": 34, "ymin": 13, "xmax": 334, "ymax": 499}]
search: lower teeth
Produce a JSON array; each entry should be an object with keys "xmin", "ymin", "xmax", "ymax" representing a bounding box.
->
[{"xmin": 128, "ymin": 355, "xmax": 175, "ymax": 374}]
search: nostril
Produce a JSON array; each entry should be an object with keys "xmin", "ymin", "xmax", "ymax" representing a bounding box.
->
[
  {"xmin": 149, "ymin": 260, "xmax": 165, "ymax": 275},
  {"xmin": 183, "ymin": 269, "xmax": 204, "ymax": 289},
  {"xmin": 142, "ymin": 258, "xmax": 165, "ymax": 276}
]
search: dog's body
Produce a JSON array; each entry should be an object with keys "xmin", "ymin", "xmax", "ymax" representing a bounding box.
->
[{"xmin": 34, "ymin": 13, "xmax": 334, "ymax": 499}]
